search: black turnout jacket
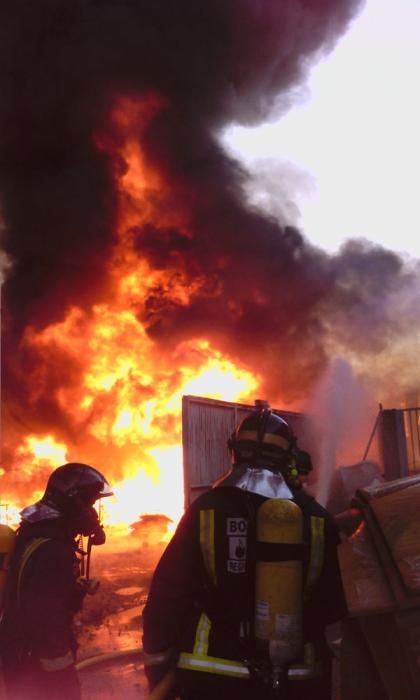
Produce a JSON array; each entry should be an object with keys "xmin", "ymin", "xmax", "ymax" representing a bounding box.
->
[{"xmin": 143, "ymin": 472, "xmax": 346, "ymax": 691}]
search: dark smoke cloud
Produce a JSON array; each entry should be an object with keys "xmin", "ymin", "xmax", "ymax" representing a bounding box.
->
[{"xmin": 5, "ymin": 0, "xmax": 418, "ymax": 439}]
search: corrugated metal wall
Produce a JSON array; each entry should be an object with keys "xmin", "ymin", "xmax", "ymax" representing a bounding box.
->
[
  {"xmin": 182, "ymin": 395, "xmax": 305, "ymax": 508},
  {"xmin": 378, "ymin": 408, "xmax": 420, "ymax": 480}
]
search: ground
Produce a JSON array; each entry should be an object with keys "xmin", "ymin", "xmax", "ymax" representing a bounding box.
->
[{"xmin": 75, "ymin": 540, "xmax": 165, "ymax": 699}]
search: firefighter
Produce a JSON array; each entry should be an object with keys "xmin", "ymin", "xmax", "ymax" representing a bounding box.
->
[
  {"xmin": 143, "ymin": 408, "xmax": 346, "ymax": 700},
  {"xmin": 0, "ymin": 462, "xmax": 113, "ymax": 700}
]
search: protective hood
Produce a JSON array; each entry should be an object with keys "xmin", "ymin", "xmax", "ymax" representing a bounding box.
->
[
  {"xmin": 20, "ymin": 501, "xmax": 61, "ymax": 523},
  {"xmin": 215, "ymin": 466, "xmax": 294, "ymax": 500}
]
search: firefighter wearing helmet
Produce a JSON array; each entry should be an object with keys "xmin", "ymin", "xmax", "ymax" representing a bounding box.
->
[
  {"xmin": 0, "ymin": 462, "xmax": 113, "ymax": 700},
  {"xmin": 143, "ymin": 407, "xmax": 346, "ymax": 699}
]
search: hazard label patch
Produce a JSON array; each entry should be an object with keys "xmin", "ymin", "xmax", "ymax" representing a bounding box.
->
[
  {"xmin": 229, "ymin": 536, "xmax": 247, "ymax": 560},
  {"xmin": 226, "ymin": 518, "xmax": 248, "ymax": 573},
  {"xmin": 227, "ymin": 559, "xmax": 246, "ymax": 573},
  {"xmin": 227, "ymin": 518, "xmax": 247, "ymax": 535}
]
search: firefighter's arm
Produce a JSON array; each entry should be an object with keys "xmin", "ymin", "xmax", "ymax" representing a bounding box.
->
[{"xmin": 142, "ymin": 506, "xmax": 201, "ymax": 691}]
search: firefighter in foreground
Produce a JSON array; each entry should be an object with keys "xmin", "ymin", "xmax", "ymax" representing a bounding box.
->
[
  {"xmin": 143, "ymin": 408, "xmax": 346, "ymax": 699},
  {"xmin": 0, "ymin": 462, "xmax": 113, "ymax": 700}
]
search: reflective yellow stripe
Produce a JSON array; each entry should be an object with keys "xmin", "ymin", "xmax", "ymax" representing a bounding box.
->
[
  {"xmin": 178, "ymin": 651, "xmax": 319, "ymax": 681},
  {"xmin": 193, "ymin": 613, "xmax": 211, "ymax": 656},
  {"xmin": 17, "ymin": 538, "xmax": 50, "ymax": 606},
  {"xmin": 305, "ymin": 517, "xmax": 324, "ymax": 592},
  {"xmin": 182, "ymin": 609, "xmax": 248, "ymax": 678},
  {"xmin": 199, "ymin": 510, "xmax": 216, "ymax": 585},
  {"xmin": 40, "ymin": 650, "xmax": 74, "ymax": 672},
  {"xmin": 237, "ymin": 430, "xmax": 290, "ymax": 451},
  {"xmin": 178, "ymin": 652, "xmax": 250, "ymax": 678}
]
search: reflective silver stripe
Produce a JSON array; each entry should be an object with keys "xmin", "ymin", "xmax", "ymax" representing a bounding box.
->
[
  {"xmin": 40, "ymin": 650, "xmax": 74, "ymax": 672},
  {"xmin": 288, "ymin": 642, "xmax": 319, "ymax": 679},
  {"xmin": 305, "ymin": 517, "xmax": 325, "ymax": 591},
  {"xmin": 193, "ymin": 613, "xmax": 211, "ymax": 656},
  {"xmin": 216, "ymin": 467, "xmax": 293, "ymax": 499},
  {"xmin": 178, "ymin": 652, "xmax": 250, "ymax": 678},
  {"xmin": 288, "ymin": 666, "xmax": 319, "ymax": 679},
  {"xmin": 199, "ymin": 509, "xmax": 216, "ymax": 585},
  {"xmin": 178, "ymin": 651, "xmax": 320, "ymax": 681},
  {"xmin": 143, "ymin": 649, "xmax": 173, "ymax": 667}
]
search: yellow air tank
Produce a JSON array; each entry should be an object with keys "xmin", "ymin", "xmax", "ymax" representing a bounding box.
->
[
  {"xmin": 255, "ymin": 498, "xmax": 303, "ymax": 678},
  {"xmin": 0, "ymin": 523, "xmax": 16, "ymax": 611}
]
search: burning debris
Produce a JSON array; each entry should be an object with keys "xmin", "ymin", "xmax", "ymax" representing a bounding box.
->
[
  {"xmin": 0, "ymin": 0, "xmax": 419, "ymax": 520},
  {"xmin": 129, "ymin": 513, "xmax": 173, "ymax": 547}
]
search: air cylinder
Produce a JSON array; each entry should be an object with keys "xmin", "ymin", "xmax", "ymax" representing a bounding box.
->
[{"xmin": 255, "ymin": 498, "xmax": 303, "ymax": 672}]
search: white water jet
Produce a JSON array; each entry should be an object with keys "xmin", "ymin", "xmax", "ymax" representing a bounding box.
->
[{"xmin": 304, "ymin": 358, "xmax": 376, "ymax": 507}]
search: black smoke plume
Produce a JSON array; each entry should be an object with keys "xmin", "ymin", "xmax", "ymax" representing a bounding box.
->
[{"xmin": 1, "ymin": 0, "xmax": 418, "ymax": 444}]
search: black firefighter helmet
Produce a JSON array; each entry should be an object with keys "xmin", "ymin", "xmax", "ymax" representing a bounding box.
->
[
  {"xmin": 41, "ymin": 462, "xmax": 113, "ymax": 542},
  {"xmin": 228, "ymin": 408, "xmax": 296, "ymax": 473}
]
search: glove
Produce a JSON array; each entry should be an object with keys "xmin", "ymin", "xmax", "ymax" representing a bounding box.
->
[
  {"xmin": 71, "ymin": 576, "xmax": 97, "ymax": 612},
  {"xmin": 144, "ymin": 648, "xmax": 176, "ymax": 692},
  {"xmin": 90, "ymin": 522, "xmax": 106, "ymax": 546},
  {"xmin": 77, "ymin": 506, "xmax": 106, "ymax": 544},
  {"xmin": 39, "ymin": 650, "xmax": 75, "ymax": 673}
]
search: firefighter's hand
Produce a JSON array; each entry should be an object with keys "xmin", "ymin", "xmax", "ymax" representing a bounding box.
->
[
  {"xmin": 144, "ymin": 649, "xmax": 176, "ymax": 692},
  {"xmin": 91, "ymin": 522, "xmax": 106, "ymax": 545},
  {"xmin": 147, "ymin": 669, "xmax": 178, "ymax": 699},
  {"xmin": 76, "ymin": 575, "xmax": 90, "ymax": 596},
  {"xmin": 72, "ymin": 577, "xmax": 88, "ymax": 611},
  {"xmin": 72, "ymin": 576, "xmax": 99, "ymax": 611},
  {"xmin": 82, "ymin": 507, "xmax": 106, "ymax": 544},
  {"xmin": 78, "ymin": 575, "xmax": 100, "ymax": 594},
  {"xmin": 145, "ymin": 663, "xmax": 168, "ymax": 692}
]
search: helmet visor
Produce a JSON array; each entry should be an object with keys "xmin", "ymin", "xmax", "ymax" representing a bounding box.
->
[{"xmin": 99, "ymin": 482, "xmax": 114, "ymax": 498}]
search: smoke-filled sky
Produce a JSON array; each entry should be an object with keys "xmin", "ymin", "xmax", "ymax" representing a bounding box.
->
[
  {"xmin": 1, "ymin": 0, "xmax": 419, "ymax": 445},
  {"xmin": 223, "ymin": 0, "xmax": 420, "ymax": 260}
]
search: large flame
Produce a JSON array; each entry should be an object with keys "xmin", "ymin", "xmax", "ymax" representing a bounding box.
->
[
  {"xmin": 3, "ymin": 314, "xmax": 258, "ymax": 530},
  {"xmin": 2, "ymin": 99, "xmax": 260, "ymax": 532}
]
